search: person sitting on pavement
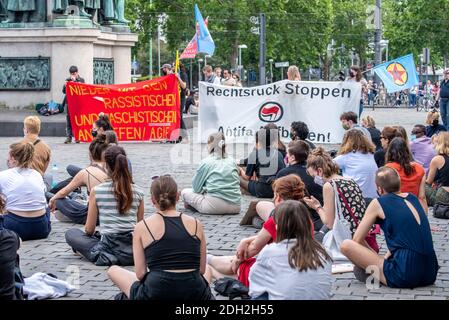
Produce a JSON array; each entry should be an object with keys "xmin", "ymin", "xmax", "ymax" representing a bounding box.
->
[
  {"xmin": 341, "ymin": 166, "xmax": 439, "ymax": 288},
  {"xmin": 374, "ymin": 126, "xmax": 402, "ymax": 167},
  {"xmin": 425, "ymin": 132, "xmax": 449, "ymax": 206},
  {"xmin": 410, "ymin": 124, "xmax": 435, "ymax": 174},
  {"xmin": 361, "ymin": 116, "xmax": 382, "ymax": 151},
  {"xmin": 303, "ymin": 147, "xmax": 379, "ymax": 255},
  {"xmin": 103, "ymin": 130, "xmax": 133, "ymax": 175},
  {"xmin": 48, "ymin": 134, "xmax": 109, "ymax": 224},
  {"xmin": 340, "ymin": 111, "xmax": 372, "ymax": 141},
  {"xmin": 107, "ymin": 175, "xmax": 213, "ymax": 300},
  {"xmin": 290, "ymin": 121, "xmax": 316, "ymax": 150},
  {"xmin": 206, "ymin": 174, "xmax": 323, "ymax": 288},
  {"xmin": 0, "ymin": 196, "xmax": 22, "ymax": 300},
  {"xmin": 264, "ymin": 123, "xmax": 287, "ymax": 159},
  {"xmin": 181, "ymin": 133, "xmax": 241, "ymax": 215},
  {"xmin": 333, "ymin": 129, "xmax": 378, "ymax": 199},
  {"xmin": 239, "ymin": 128, "xmax": 286, "ymax": 198},
  {"xmin": 92, "ymin": 113, "xmax": 114, "ymax": 138},
  {"xmin": 65, "ymin": 146, "xmax": 144, "ymax": 266},
  {"xmin": 256, "ymin": 141, "xmax": 323, "ymax": 224},
  {"xmin": 249, "ymin": 200, "xmax": 332, "ymax": 300},
  {"xmin": 425, "ymin": 110, "xmax": 447, "ymax": 138},
  {"xmin": 21, "ymin": 116, "xmax": 52, "ymax": 189},
  {"xmin": 385, "ymin": 137, "xmax": 427, "ymax": 213},
  {"xmin": 0, "ymin": 142, "xmax": 50, "ymax": 241}
]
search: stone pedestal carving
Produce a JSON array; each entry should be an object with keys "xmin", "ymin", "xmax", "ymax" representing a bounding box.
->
[{"xmin": 0, "ymin": 28, "xmax": 137, "ymax": 108}]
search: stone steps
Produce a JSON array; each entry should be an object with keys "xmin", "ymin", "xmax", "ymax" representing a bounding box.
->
[{"xmin": 0, "ymin": 109, "xmax": 197, "ymax": 137}]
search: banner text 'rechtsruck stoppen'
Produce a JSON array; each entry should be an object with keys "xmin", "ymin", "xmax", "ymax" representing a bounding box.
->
[{"xmin": 206, "ymin": 83, "xmax": 352, "ymax": 100}]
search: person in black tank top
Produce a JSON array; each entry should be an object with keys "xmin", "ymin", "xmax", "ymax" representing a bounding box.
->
[
  {"xmin": 108, "ymin": 176, "xmax": 214, "ymax": 300},
  {"xmin": 425, "ymin": 132, "xmax": 449, "ymax": 206}
]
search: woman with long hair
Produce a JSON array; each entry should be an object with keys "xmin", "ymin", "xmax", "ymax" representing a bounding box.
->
[
  {"xmin": 385, "ymin": 137, "xmax": 427, "ymax": 212},
  {"xmin": 48, "ymin": 134, "xmax": 109, "ymax": 224},
  {"xmin": 207, "ymin": 174, "xmax": 323, "ymax": 288},
  {"xmin": 346, "ymin": 65, "xmax": 368, "ymax": 117},
  {"xmin": 303, "ymin": 148, "xmax": 379, "ymax": 256},
  {"xmin": 65, "ymin": 145, "xmax": 144, "ymax": 266},
  {"xmin": 334, "ymin": 129, "xmax": 378, "ymax": 199},
  {"xmin": 108, "ymin": 176, "xmax": 213, "ymax": 300},
  {"xmin": 426, "ymin": 132, "xmax": 449, "ymax": 206},
  {"xmin": 239, "ymin": 128, "xmax": 285, "ymax": 198},
  {"xmin": 181, "ymin": 132, "xmax": 241, "ymax": 215},
  {"xmin": 374, "ymin": 126, "xmax": 402, "ymax": 167},
  {"xmin": 249, "ymin": 200, "xmax": 332, "ymax": 300},
  {"xmin": 0, "ymin": 142, "xmax": 50, "ymax": 241},
  {"xmin": 287, "ymin": 65, "xmax": 301, "ymax": 81}
]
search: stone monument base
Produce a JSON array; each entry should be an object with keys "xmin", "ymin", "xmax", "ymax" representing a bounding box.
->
[{"xmin": 0, "ymin": 26, "xmax": 137, "ymax": 109}]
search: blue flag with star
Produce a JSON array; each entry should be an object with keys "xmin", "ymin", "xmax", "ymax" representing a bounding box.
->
[{"xmin": 373, "ymin": 54, "xmax": 419, "ymax": 93}]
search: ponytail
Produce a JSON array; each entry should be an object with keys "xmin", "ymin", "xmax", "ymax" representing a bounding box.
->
[
  {"xmin": 9, "ymin": 142, "xmax": 35, "ymax": 169},
  {"xmin": 104, "ymin": 146, "xmax": 133, "ymax": 214}
]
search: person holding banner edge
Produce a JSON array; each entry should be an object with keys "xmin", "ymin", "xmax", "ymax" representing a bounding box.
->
[
  {"xmin": 161, "ymin": 63, "xmax": 188, "ymax": 143},
  {"xmin": 63, "ymin": 66, "xmax": 85, "ymax": 144}
]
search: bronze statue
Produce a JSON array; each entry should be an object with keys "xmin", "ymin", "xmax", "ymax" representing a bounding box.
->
[
  {"xmin": 3, "ymin": 0, "xmax": 36, "ymax": 23},
  {"xmin": 53, "ymin": 0, "xmax": 91, "ymax": 17},
  {"xmin": 101, "ymin": 0, "xmax": 128, "ymax": 24}
]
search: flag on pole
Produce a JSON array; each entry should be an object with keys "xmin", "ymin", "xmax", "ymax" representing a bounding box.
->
[
  {"xmin": 194, "ymin": 4, "xmax": 215, "ymax": 56},
  {"xmin": 175, "ymin": 50, "xmax": 180, "ymax": 73},
  {"xmin": 180, "ymin": 18, "xmax": 208, "ymax": 60},
  {"xmin": 373, "ymin": 54, "xmax": 419, "ymax": 93}
]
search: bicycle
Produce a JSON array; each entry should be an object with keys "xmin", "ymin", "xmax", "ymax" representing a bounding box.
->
[{"xmin": 417, "ymin": 94, "xmax": 434, "ymax": 112}]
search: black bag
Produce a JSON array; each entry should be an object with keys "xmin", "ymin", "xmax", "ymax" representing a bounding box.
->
[
  {"xmin": 433, "ymin": 202, "xmax": 449, "ymax": 219},
  {"xmin": 213, "ymin": 277, "xmax": 250, "ymax": 300},
  {"xmin": 14, "ymin": 255, "xmax": 25, "ymax": 300}
]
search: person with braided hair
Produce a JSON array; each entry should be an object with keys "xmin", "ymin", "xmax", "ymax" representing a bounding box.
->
[
  {"xmin": 65, "ymin": 145, "xmax": 144, "ymax": 266},
  {"xmin": 181, "ymin": 132, "xmax": 241, "ymax": 215},
  {"xmin": 0, "ymin": 142, "xmax": 50, "ymax": 241}
]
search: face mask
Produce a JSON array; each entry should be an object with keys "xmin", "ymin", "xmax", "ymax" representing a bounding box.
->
[
  {"xmin": 350, "ymin": 71, "xmax": 356, "ymax": 77},
  {"xmin": 314, "ymin": 175, "xmax": 324, "ymax": 186},
  {"xmin": 410, "ymin": 134, "xmax": 416, "ymax": 141},
  {"xmin": 342, "ymin": 123, "xmax": 350, "ymax": 130},
  {"xmin": 162, "ymin": 70, "xmax": 168, "ymax": 76},
  {"xmin": 289, "ymin": 132, "xmax": 296, "ymax": 140},
  {"xmin": 376, "ymin": 189, "xmax": 382, "ymax": 197},
  {"xmin": 433, "ymin": 119, "xmax": 439, "ymax": 126},
  {"xmin": 92, "ymin": 130, "xmax": 98, "ymax": 138}
]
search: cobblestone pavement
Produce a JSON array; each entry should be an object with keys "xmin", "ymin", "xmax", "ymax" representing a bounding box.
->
[{"xmin": 1, "ymin": 108, "xmax": 448, "ymax": 300}]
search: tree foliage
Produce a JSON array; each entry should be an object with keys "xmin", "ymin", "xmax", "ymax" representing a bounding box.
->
[{"xmin": 125, "ymin": 0, "xmax": 449, "ymax": 80}]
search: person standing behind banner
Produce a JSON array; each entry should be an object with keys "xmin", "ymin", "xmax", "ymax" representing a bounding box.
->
[
  {"xmin": 203, "ymin": 65, "xmax": 221, "ymax": 85},
  {"xmin": 287, "ymin": 66, "xmax": 301, "ymax": 81},
  {"xmin": 436, "ymin": 69, "xmax": 449, "ymax": 129},
  {"xmin": 161, "ymin": 63, "xmax": 188, "ymax": 143},
  {"xmin": 346, "ymin": 66, "xmax": 367, "ymax": 117},
  {"xmin": 222, "ymin": 69, "xmax": 236, "ymax": 86},
  {"xmin": 63, "ymin": 66, "xmax": 85, "ymax": 144}
]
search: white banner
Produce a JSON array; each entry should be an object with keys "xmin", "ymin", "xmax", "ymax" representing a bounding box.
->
[{"xmin": 198, "ymin": 80, "xmax": 361, "ymax": 144}]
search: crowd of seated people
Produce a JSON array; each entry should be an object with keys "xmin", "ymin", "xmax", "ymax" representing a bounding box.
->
[{"xmin": 0, "ymin": 111, "xmax": 445, "ymax": 300}]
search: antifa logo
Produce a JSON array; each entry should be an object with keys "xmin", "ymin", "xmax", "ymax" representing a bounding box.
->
[{"xmin": 258, "ymin": 102, "xmax": 284, "ymax": 123}]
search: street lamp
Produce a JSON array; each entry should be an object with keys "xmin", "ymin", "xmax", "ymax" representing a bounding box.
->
[
  {"xmin": 198, "ymin": 58, "xmax": 204, "ymax": 82},
  {"xmin": 238, "ymin": 44, "xmax": 248, "ymax": 79},
  {"xmin": 380, "ymin": 39, "xmax": 389, "ymax": 62},
  {"xmin": 269, "ymin": 58, "xmax": 274, "ymax": 83},
  {"xmin": 205, "ymin": 54, "xmax": 211, "ymax": 67}
]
